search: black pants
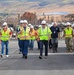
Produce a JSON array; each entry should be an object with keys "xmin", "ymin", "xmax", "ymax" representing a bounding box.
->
[
  {"xmin": 49, "ymin": 39, "xmax": 52, "ymax": 49},
  {"xmin": 39, "ymin": 40, "xmax": 48, "ymax": 56},
  {"xmin": 37, "ymin": 41, "xmax": 40, "ymax": 50}
]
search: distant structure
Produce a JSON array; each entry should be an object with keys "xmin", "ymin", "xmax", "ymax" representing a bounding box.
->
[{"xmin": 21, "ymin": 12, "xmax": 37, "ymax": 25}]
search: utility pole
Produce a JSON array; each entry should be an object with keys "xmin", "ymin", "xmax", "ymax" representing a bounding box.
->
[{"xmin": 18, "ymin": 13, "xmax": 21, "ymax": 25}]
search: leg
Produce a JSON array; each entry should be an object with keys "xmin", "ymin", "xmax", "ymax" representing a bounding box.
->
[
  {"xmin": 55, "ymin": 38, "xmax": 58, "ymax": 52},
  {"xmin": 65, "ymin": 38, "xmax": 70, "ymax": 52},
  {"xmin": 23, "ymin": 40, "xmax": 29, "ymax": 59},
  {"xmin": 44, "ymin": 41, "xmax": 48, "ymax": 56},
  {"xmin": 1, "ymin": 41, "xmax": 5, "ymax": 55},
  {"xmin": 19, "ymin": 39, "xmax": 22, "ymax": 52},
  {"xmin": 49, "ymin": 39, "xmax": 52, "ymax": 50},
  {"xmin": 29, "ymin": 40, "xmax": 34, "ymax": 50},
  {"xmin": 69, "ymin": 38, "xmax": 72, "ymax": 52},
  {"xmin": 51, "ymin": 38, "xmax": 56, "ymax": 53},
  {"xmin": 37, "ymin": 41, "xmax": 40, "ymax": 50},
  {"xmin": 5, "ymin": 41, "xmax": 9, "ymax": 55},
  {"xmin": 39, "ymin": 40, "xmax": 43, "ymax": 59}
]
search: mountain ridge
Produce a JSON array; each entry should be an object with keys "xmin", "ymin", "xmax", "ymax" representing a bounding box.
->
[{"xmin": 0, "ymin": 0, "xmax": 74, "ymax": 15}]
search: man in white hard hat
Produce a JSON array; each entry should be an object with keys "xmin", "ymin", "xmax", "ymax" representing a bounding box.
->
[
  {"xmin": 19, "ymin": 20, "xmax": 30, "ymax": 59},
  {"xmin": 29, "ymin": 25, "xmax": 35, "ymax": 50},
  {"xmin": 17, "ymin": 20, "xmax": 24, "ymax": 54},
  {"xmin": 38, "ymin": 20, "xmax": 52, "ymax": 59},
  {"xmin": 63, "ymin": 22, "xmax": 73, "ymax": 52},
  {"xmin": 0, "ymin": 22, "xmax": 12, "ymax": 58}
]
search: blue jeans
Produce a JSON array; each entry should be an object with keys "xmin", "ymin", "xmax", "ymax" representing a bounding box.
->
[
  {"xmin": 18, "ymin": 38, "xmax": 22, "ymax": 52},
  {"xmin": 1, "ymin": 41, "xmax": 9, "ymax": 55},
  {"xmin": 51, "ymin": 38, "xmax": 58, "ymax": 52},
  {"xmin": 21, "ymin": 40, "xmax": 29, "ymax": 56},
  {"xmin": 29, "ymin": 40, "xmax": 34, "ymax": 49}
]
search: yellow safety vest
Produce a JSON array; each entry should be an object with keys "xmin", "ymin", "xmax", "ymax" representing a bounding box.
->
[
  {"xmin": 19, "ymin": 27, "xmax": 30, "ymax": 40},
  {"xmin": 17, "ymin": 26, "xmax": 24, "ymax": 38},
  {"xmin": 64, "ymin": 27, "xmax": 73, "ymax": 38},
  {"xmin": 1, "ymin": 29, "xmax": 10, "ymax": 41},
  {"xmin": 29, "ymin": 29, "xmax": 36, "ymax": 40},
  {"xmin": 38, "ymin": 26, "xmax": 52, "ymax": 40}
]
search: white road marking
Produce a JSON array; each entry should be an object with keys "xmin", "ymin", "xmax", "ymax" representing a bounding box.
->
[{"xmin": 28, "ymin": 53, "xmax": 74, "ymax": 55}]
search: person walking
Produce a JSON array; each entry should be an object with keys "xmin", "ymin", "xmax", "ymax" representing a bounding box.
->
[
  {"xmin": 17, "ymin": 20, "xmax": 24, "ymax": 54},
  {"xmin": 63, "ymin": 22, "xmax": 73, "ymax": 52},
  {"xmin": 0, "ymin": 22, "xmax": 12, "ymax": 58},
  {"xmin": 29, "ymin": 25, "xmax": 35, "ymax": 50},
  {"xmin": 50, "ymin": 22, "xmax": 60, "ymax": 53},
  {"xmin": 19, "ymin": 20, "xmax": 30, "ymax": 59},
  {"xmin": 71, "ymin": 23, "xmax": 74, "ymax": 50},
  {"xmin": 38, "ymin": 20, "xmax": 52, "ymax": 59}
]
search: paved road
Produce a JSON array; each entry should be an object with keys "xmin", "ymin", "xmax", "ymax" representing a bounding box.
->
[{"xmin": 0, "ymin": 39, "xmax": 74, "ymax": 75}]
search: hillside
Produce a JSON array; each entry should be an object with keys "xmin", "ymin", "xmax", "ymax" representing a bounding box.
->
[{"xmin": 0, "ymin": 0, "xmax": 74, "ymax": 15}]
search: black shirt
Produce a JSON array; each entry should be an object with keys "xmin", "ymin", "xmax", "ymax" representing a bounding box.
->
[{"xmin": 50, "ymin": 26, "xmax": 60, "ymax": 38}]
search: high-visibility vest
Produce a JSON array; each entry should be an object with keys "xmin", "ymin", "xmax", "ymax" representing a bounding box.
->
[
  {"xmin": 17, "ymin": 26, "xmax": 24, "ymax": 38},
  {"xmin": 38, "ymin": 26, "xmax": 52, "ymax": 40},
  {"xmin": 34, "ymin": 30, "xmax": 39, "ymax": 39},
  {"xmin": 29, "ymin": 29, "xmax": 36, "ymax": 40},
  {"xmin": 64, "ymin": 27, "xmax": 73, "ymax": 38},
  {"xmin": 1, "ymin": 29, "xmax": 10, "ymax": 41},
  {"xmin": 19, "ymin": 27, "xmax": 30, "ymax": 40}
]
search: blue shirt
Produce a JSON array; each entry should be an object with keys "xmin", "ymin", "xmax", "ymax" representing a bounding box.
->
[{"xmin": 50, "ymin": 26, "xmax": 60, "ymax": 38}]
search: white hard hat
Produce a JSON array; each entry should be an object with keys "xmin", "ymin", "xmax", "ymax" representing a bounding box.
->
[
  {"xmin": 48, "ymin": 24, "xmax": 53, "ymax": 28},
  {"xmin": 30, "ymin": 25, "xmax": 33, "ymax": 28},
  {"xmin": 38, "ymin": 25, "xmax": 41, "ymax": 27},
  {"xmin": 20, "ymin": 20, "xmax": 24, "ymax": 24},
  {"xmin": 28, "ymin": 23, "xmax": 31, "ymax": 26},
  {"xmin": 66, "ymin": 22, "xmax": 71, "ymax": 26},
  {"xmin": 23, "ymin": 20, "xmax": 28, "ymax": 24},
  {"xmin": 72, "ymin": 23, "xmax": 74, "ymax": 27},
  {"xmin": 41, "ymin": 20, "xmax": 46, "ymax": 25},
  {"xmin": 3, "ymin": 22, "xmax": 7, "ymax": 26}
]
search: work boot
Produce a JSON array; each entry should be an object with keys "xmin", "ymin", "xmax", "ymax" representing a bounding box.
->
[
  {"xmin": 39, "ymin": 56, "xmax": 42, "ymax": 59},
  {"xmin": 25, "ymin": 56, "xmax": 27, "ymax": 59}
]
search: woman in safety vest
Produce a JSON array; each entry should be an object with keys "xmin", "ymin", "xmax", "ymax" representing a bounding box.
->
[{"xmin": 0, "ymin": 22, "xmax": 12, "ymax": 58}]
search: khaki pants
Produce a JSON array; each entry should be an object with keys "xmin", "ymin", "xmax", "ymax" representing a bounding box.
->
[
  {"xmin": 72, "ymin": 39, "xmax": 74, "ymax": 50},
  {"xmin": 65, "ymin": 38, "xmax": 72, "ymax": 51}
]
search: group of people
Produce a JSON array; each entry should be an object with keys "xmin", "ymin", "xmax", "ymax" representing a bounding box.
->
[{"xmin": 0, "ymin": 20, "xmax": 74, "ymax": 59}]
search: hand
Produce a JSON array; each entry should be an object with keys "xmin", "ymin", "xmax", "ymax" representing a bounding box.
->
[{"xmin": 37, "ymin": 38, "xmax": 40, "ymax": 41}]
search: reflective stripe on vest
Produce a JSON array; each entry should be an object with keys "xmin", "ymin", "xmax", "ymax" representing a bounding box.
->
[
  {"xmin": 29, "ymin": 29, "xmax": 36, "ymax": 40},
  {"xmin": 38, "ymin": 27, "xmax": 52, "ymax": 40},
  {"xmin": 17, "ymin": 26, "xmax": 24, "ymax": 38},
  {"xmin": 1, "ymin": 29, "xmax": 10, "ymax": 41},
  {"xmin": 19, "ymin": 27, "xmax": 30, "ymax": 40}
]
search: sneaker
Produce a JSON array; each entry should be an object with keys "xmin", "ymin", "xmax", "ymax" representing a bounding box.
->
[
  {"xmin": 39, "ymin": 56, "xmax": 42, "ymax": 59},
  {"xmin": 6, "ymin": 55, "xmax": 9, "ymax": 57}
]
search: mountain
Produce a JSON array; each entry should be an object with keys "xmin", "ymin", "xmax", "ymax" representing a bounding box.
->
[{"xmin": 0, "ymin": 0, "xmax": 74, "ymax": 15}]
